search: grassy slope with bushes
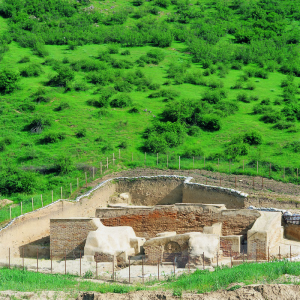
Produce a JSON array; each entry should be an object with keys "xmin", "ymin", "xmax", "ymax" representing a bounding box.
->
[{"xmin": 0, "ymin": 0, "xmax": 299, "ymax": 208}]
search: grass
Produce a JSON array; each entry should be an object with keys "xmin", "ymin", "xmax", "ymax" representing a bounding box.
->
[
  {"xmin": 1, "ymin": 260, "xmax": 300, "ymax": 294},
  {"xmin": 0, "ymin": 0, "xmax": 300, "ymax": 214}
]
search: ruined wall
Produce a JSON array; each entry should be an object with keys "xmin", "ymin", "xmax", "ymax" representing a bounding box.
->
[
  {"xmin": 247, "ymin": 212, "xmax": 282, "ymax": 259},
  {"xmin": 98, "ymin": 204, "xmax": 260, "ymax": 240},
  {"xmin": 0, "ymin": 180, "xmax": 116, "ymax": 258},
  {"xmin": 284, "ymin": 224, "xmax": 300, "ymax": 241},
  {"xmin": 115, "ymin": 177, "xmax": 184, "ymax": 206},
  {"xmin": 220, "ymin": 236, "xmax": 242, "ymax": 258},
  {"xmin": 50, "ymin": 218, "xmax": 99, "ymax": 260},
  {"xmin": 183, "ymin": 183, "xmax": 246, "ymax": 209}
]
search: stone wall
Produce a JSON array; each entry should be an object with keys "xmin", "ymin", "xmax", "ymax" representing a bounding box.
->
[
  {"xmin": 50, "ymin": 218, "xmax": 99, "ymax": 260},
  {"xmin": 285, "ymin": 224, "xmax": 300, "ymax": 241},
  {"xmin": 220, "ymin": 236, "xmax": 242, "ymax": 258},
  {"xmin": 98, "ymin": 204, "xmax": 260, "ymax": 240},
  {"xmin": 114, "ymin": 177, "xmax": 185, "ymax": 206},
  {"xmin": 247, "ymin": 212, "xmax": 282, "ymax": 259},
  {"xmin": 183, "ymin": 183, "xmax": 246, "ymax": 209}
]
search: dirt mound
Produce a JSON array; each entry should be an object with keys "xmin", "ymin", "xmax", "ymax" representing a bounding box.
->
[
  {"xmin": 76, "ymin": 284, "xmax": 300, "ymax": 300},
  {"xmin": 0, "ymin": 199, "xmax": 13, "ymax": 209}
]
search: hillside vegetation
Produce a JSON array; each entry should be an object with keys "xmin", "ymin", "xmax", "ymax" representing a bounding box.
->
[{"xmin": 0, "ymin": 0, "xmax": 300, "ymax": 204}]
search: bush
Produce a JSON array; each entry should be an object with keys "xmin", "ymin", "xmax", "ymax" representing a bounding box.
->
[
  {"xmin": 245, "ymin": 81, "xmax": 256, "ymax": 90},
  {"xmin": 155, "ymin": 0, "xmax": 170, "ymax": 8},
  {"xmin": 144, "ymin": 133, "xmax": 168, "ymax": 153},
  {"xmin": 243, "ymin": 131, "xmax": 262, "ymax": 145},
  {"xmin": 55, "ymin": 102, "xmax": 70, "ymax": 111},
  {"xmin": 149, "ymin": 88, "xmax": 180, "ymax": 100},
  {"xmin": 225, "ymin": 143, "xmax": 248, "ymax": 159},
  {"xmin": 202, "ymin": 89, "xmax": 226, "ymax": 104},
  {"xmin": 118, "ymin": 141, "xmax": 128, "ymax": 149},
  {"xmin": 107, "ymin": 44, "xmax": 119, "ymax": 54},
  {"xmin": 273, "ymin": 121, "xmax": 295, "ymax": 130},
  {"xmin": 121, "ymin": 50, "xmax": 131, "ymax": 56},
  {"xmin": 33, "ymin": 43, "xmax": 49, "ymax": 57},
  {"xmin": 198, "ymin": 115, "xmax": 221, "ymax": 131},
  {"xmin": 181, "ymin": 145, "xmax": 204, "ymax": 158},
  {"xmin": 114, "ymin": 80, "xmax": 133, "ymax": 92},
  {"xmin": 236, "ymin": 92, "xmax": 249, "ymax": 103},
  {"xmin": 56, "ymin": 156, "xmax": 73, "ymax": 174},
  {"xmin": 110, "ymin": 94, "xmax": 132, "ymax": 108},
  {"xmin": 76, "ymin": 128, "xmax": 87, "ymax": 138},
  {"xmin": 133, "ymin": 0, "xmax": 144, "ymax": 6},
  {"xmin": 73, "ymin": 81, "xmax": 89, "ymax": 91},
  {"xmin": 18, "ymin": 56, "xmax": 30, "ymax": 63},
  {"xmin": 48, "ymin": 66, "xmax": 74, "ymax": 87},
  {"xmin": 139, "ymin": 49, "xmax": 165, "ymax": 64},
  {"xmin": 26, "ymin": 117, "xmax": 51, "ymax": 133},
  {"xmin": 260, "ymin": 111, "xmax": 282, "ymax": 123},
  {"xmin": 128, "ymin": 107, "xmax": 139, "ymax": 113},
  {"xmin": 41, "ymin": 132, "xmax": 65, "ymax": 144},
  {"xmin": 0, "ymin": 69, "xmax": 19, "ymax": 94},
  {"xmin": 20, "ymin": 63, "xmax": 44, "ymax": 77},
  {"xmin": 188, "ymin": 125, "xmax": 201, "ymax": 136}
]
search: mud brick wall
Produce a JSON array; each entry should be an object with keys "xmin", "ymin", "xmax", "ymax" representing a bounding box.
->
[
  {"xmin": 220, "ymin": 236, "xmax": 241, "ymax": 258},
  {"xmin": 50, "ymin": 218, "xmax": 98, "ymax": 260},
  {"xmin": 94, "ymin": 252, "xmax": 115, "ymax": 263},
  {"xmin": 99, "ymin": 205, "xmax": 260, "ymax": 240}
]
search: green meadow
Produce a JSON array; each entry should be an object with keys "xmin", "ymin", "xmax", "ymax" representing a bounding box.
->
[{"xmin": 0, "ymin": 0, "xmax": 299, "ymax": 216}]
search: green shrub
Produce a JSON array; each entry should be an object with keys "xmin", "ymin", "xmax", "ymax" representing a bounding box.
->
[
  {"xmin": 289, "ymin": 141, "xmax": 300, "ymax": 153},
  {"xmin": 261, "ymin": 98, "xmax": 271, "ymax": 105},
  {"xmin": 56, "ymin": 156, "xmax": 73, "ymax": 174},
  {"xmin": 107, "ymin": 44, "xmax": 119, "ymax": 54},
  {"xmin": 215, "ymin": 101, "xmax": 239, "ymax": 117},
  {"xmin": 55, "ymin": 102, "xmax": 70, "ymax": 111},
  {"xmin": 188, "ymin": 125, "xmax": 201, "ymax": 136},
  {"xmin": 139, "ymin": 49, "xmax": 165, "ymax": 64},
  {"xmin": 18, "ymin": 103, "xmax": 35, "ymax": 112},
  {"xmin": 260, "ymin": 111, "xmax": 282, "ymax": 123},
  {"xmin": 76, "ymin": 128, "xmax": 87, "ymax": 138},
  {"xmin": 33, "ymin": 43, "xmax": 49, "ymax": 57},
  {"xmin": 121, "ymin": 49, "xmax": 131, "ymax": 56},
  {"xmin": 48, "ymin": 66, "xmax": 74, "ymax": 87},
  {"xmin": 62, "ymin": 57, "xmax": 69, "ymax": 64},
  {"xmin": 155, "ymin": 0, "xmax": 170, "ymax": 8},
  {"xmin": 20, "ymin": 63, "xmax": 44, "ymax": 77},
  {"xmin": 128, "ymin": 107, "xmax": 139, "ymax": 113},
  {"xmin": 110, "ymin": 94, "xmax": 132, "ymax": 108},
  {"xmin": 208, "ymin": 79, "xmax": 223, "ymax": 89},
  {"xmin": 243, "ymin": 131, "xmax": 262, "ymax": 145},
  {"xmin": 0, "ymin": 140, "xmax": 6, "ymax": 152},
  {"xmin": 18, "ymin": 56, "xmax": 30, "ymax": 63},
  {"xmin": 0, "ymin": 69, "xmax": 19, "ymax": 94},
  {"xmin": 202, "ymin": 89, "xmax": 226, "ymax": 104},
  {"xmin": 231, "ymin": 81, "xmax": 243, "ymax": 89},
  {"xmin": 198, "ymin": 115, "xmax": 221, "ymax": 131},
  {"xmin": 144, "ymin": 133, "xmax": 168, "ymax": 153},
  {"xmin": 181, "ymin": 145, "xmax": 204, "ymax": 158},
  {"xmin": 41, "ymin": 132, "xmax": 65, "ymax": 144},
  {"xmin": 73, "ymin": 81, "xmax": 89, "ymax": 91},
  {"xmin": 118, "ymin": 141, "xmax": 128, "ymax": 149},
  {"xmin": 133, "ymin": 0, "xmax": 144, "ymax": 6},
  {"xmin": 225, "ymin": 143, "xmax": 248, "ymax": 159},
  {"xmin": 26, "ymin": 117, "xmax": 52, "ymax": 133},
  {"xmin": 236, "ymin": 92, "xmax": 249, "ymax": 103},
  {"xmin": 245, "ymin": 81, "xmax": 256, "ymax": 90},
  {"xmin": 114, "ymin": 80, "xmax": 133, "ymax": 92},
  {"xmin": 273, "ymin": 121, "xmax": 295, "ymax": 130}
]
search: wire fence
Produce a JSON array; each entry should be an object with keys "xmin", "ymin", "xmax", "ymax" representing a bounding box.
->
[
  {"xmin": 1, "ymin": 149, "xmax": 300, "ymax": 227},
  {"xmin": 1, "ymin": 245, "xmax": 299, "ymax": 283}
]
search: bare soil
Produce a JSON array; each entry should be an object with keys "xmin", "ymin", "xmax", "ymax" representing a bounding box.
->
[{"xmin": 1, "ymin": 284, "xmax": 299, "ymax": 300}]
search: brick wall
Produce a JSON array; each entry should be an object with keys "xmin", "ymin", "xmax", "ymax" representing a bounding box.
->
[
  {"xmin": 50, "ymin": 218, "xmax": 98, "ymax": 260},
  {"xmin": 99, "ymin": 205, "xmax": 260, "ymax": 240},
  {"xmin": 220, "ymin": 236, "xmax": 242, "ymax": 258}
]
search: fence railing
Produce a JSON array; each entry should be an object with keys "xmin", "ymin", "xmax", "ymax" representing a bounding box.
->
[{"xmin": 1, "ymin": 245, "xmax": 299, "ymax": 283}]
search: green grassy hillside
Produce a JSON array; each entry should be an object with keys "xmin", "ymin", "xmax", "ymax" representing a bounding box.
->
[{"xmin": 0, "ymin": 0, "xmax": 300, "ymax": 206}]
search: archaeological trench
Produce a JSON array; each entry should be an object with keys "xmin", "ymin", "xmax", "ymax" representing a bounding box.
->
[{"xmin": 0, "ymin": 175, "xmax": 300, "ymax": 275}]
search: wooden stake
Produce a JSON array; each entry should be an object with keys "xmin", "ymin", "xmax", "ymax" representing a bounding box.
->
[
  {"xmin": 37, "ymin": 249, "xmax": 39, "ymax": 273},
  {"xmin": 253, "ymin": 177, "xmax": 254, "ymax": 189},
  {"xmin": 85, "ymin": 172, "xmax": 87, "ymax": 187},
  {"xmin": 107, "ymin": 157, "xmax": 108, "ymax": 169},
  {"xmin": 129, "ymin": 256, "xmax": 131, "ymax": 283},
  {"xmin": 51, "ymin": 190, "xmax": 53, "ymax": 203},
  {"xmin": 204, "ymin": 156, "xmax": 205, "ymax": 168},
  {"xmin": 21, "ymin": 202, "xmax": 22, "ymax": 215},
  {"xmin": 269, "ymin": 163, "xmax": 271, "ymax": 178},
  {"xmin": 61, "ymin": 186, "xmax": 63, "ymax": 199},
  {"xmin": 77, "ymin": 178, "xmax": 79, "ymax": 189},
  {"xmin": 80, "ymin": 251, "xmax": 82, "ymax": 277},
  {"xmin": 10, "ymin": 206, "xmax": 11, "ymax": 220},
  {"xmin": 297, "ymin": 168, "xmax": 299, "ymax": 180},
  {"xmin": 113, "ymin": 153, "xmax": 115, "ymax": 165},
  {"xmin": 119, "ymin": 148, "xmax": 120, "ymax": 159},
  {"xmin": 157, "ymin": 153, "xmax": 158, "ymax": 165},
  {"xmin": 257, "ymin": 161, "xmax": 258, "ymax": 174},
  {"xmin": 243, "ymin": 160, "xmax": 244, "ymax": 171},
  {"xmin": 193, "ymin": 156, "xmax": 194, "ymax": 169},
  {"xmin": 41, "ymin": 195, "xmax": 43, "ymax": 207},
  {"xmin": 167, "ymin": 154, "xmax": 168, "ymax": 168},
  {"xmin": 132, "ymin": 153, "xmax": 133, "ymax": 162},
  {"xmin": 100, "ymin": 162, "xmax": 103, "ymax": 175},
  {"xmin": 235, "ymin": 176, "xmax": 237, "ymax": 188},
  {"xmin": 262, "ymin": 177, "xmax": 264, "ymax": 189},
  {"xmin": 179, "ymin": 156, "xmax": 180, "ymax": 170},
  {"xmin": 283, "ymin": 167, "xmax": 285, "ymax": 179},
  {"xmin": 32, "ymin": 198, "xmax": 34, "ymax": 211},
  {"xmin": 218, "ymin": 158, "xmax": 219, "ymax": 170},
  {"xmin": 93, "ymin": 167, "xmax": 95, "ymax": 179},
  {"xmin": 70, "ymin": 183, "xmax": 72, "ymax": 195}
]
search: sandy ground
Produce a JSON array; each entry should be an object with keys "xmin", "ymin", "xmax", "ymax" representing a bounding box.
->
[{"xmin": 2, "ymin": 284, "xmax": 300, "ymax": 300}]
